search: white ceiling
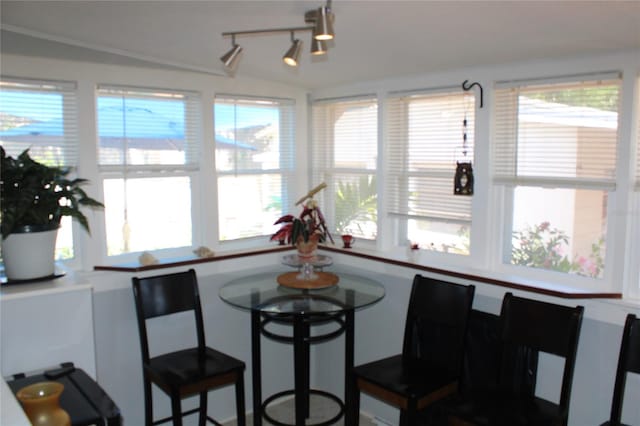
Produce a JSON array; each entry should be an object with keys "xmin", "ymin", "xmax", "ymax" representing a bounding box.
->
[{"xmin": 1, "ymin": 1, "xmax": 639, "ymax": 90}]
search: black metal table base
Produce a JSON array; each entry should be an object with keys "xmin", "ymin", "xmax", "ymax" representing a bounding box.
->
[
  {"xmin": 263, "ymin": 389, "xmax": 343, "ymax": 426},
  {"xmin": 251, "ymin": 309, "xmax": 355, "ymax": 426}
]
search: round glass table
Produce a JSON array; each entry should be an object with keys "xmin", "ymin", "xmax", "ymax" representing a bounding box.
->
[{"xmin": 219, "ymin": 269, "xmax": 385, "ymax": 426}]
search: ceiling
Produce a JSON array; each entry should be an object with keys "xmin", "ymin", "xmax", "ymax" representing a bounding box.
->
[{"xmin": 1, "ymin": 1, "xmax": 639, "ymax": 90}]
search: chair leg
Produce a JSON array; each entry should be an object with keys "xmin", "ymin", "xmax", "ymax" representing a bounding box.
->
[
  {"xmin": 402, "ymin": 401, "xmax": 417, "ymax": 426},
  {"xmin": 171, "ymin": 392, "xmax": 183, "ymax": 426},
  {"xmin": 143, "ymin": 378, "xmax": 153, "ymax": 426},
  {"xmin": 198, "ymin": 392, "xmax": 207, "ymax": 426},
  {"xmin": 235, "ymin": 373, "xmax": 246, "ymax": 426},
  {"xmin": 349, "ymin": 385, "xmax": 361, "ymax": 426},
  {"xmin": 399, "ymin": 410, "xmax": 407, "ymax": 426}
]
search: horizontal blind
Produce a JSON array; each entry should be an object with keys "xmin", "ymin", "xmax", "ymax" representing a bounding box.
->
[
  {"xmin": 386, "ymin": 90, "xmax": 474, "ymax": 223},
  {"xmin": 0, "ymin": 77, "xmax": 78, "ymax": 167},
  {"xmin": 493, "ymin": 76, "xmax": 621, "ymax": 189},
  {"xmin": 96, "ymin": 85, "xmax": 201, "ymax": 170},
  {"xmin": 214, "ymin": 95, "xmax": 295, "ymax": 174}
]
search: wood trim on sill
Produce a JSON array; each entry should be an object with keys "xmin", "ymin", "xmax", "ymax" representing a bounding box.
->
[
  {"xmin": 319, "ymin": 246, "xmax": 622, "ymax": 300},
  {"xmin": 94, "ymin": 244, "xmax": 621, "ymax": 300},
  {"xmin": 93, "ymin": 246, "xmax": 293, "ymax": 273}
]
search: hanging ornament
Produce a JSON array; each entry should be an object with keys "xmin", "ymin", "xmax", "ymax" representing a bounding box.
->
[
  {"xmin": 454, "ymin": 99, "xmax": 474, "ymax": 196},
  {"xmin": 454, "ymin": 161, "xmax": 474, "ymax": 195}
]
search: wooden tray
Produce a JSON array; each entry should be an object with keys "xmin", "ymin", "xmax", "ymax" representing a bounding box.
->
[{"xmin": 277, "ymin": 271, "xmax": 339, "ymax": 290}]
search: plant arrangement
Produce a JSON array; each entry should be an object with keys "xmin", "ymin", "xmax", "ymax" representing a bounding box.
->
[
  {"xmin": 270, "ymin": 198, "xmax": 334, "ymax": 246},
  {"xmin": 1, "ymin": 147, "xmax": 104, "ymax": 239}
]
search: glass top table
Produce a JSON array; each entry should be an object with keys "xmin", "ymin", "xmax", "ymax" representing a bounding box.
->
[
  {"xmin": 219, "ymin": 270, "xmax": 385, "ymax": 315},
  {"xmin": 219, "ymin": 268, "xmax": 385, "ymax": 426}
]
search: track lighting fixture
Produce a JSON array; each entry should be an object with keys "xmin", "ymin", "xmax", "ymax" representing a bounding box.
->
[
  {"xmin": 313, "ymin": 6, "xmax": 335, "ymax": 41},
  {"xmin": 220, "ymin": 34, "xmax": 243, "ymax": 71},
  {"xmin": 283, "ymin": 32, "xmax": 303, "ymax": 66},
  {"xmin": 220, "ymin": 0, "xmax": 334, "ymax": 73}
]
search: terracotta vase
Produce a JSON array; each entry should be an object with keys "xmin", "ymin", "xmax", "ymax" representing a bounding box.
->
[{"xmin": 16, "ymin": 381, "xmax": 71, "ymax": 426}]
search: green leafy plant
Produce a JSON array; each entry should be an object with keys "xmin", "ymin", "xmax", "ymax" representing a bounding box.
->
[
  {"xmin": 334, "ymin": 176, "xmax": 377, "ymax": 234},
  {"xmin": 1, "ymin": 147, "xmax": 104, "ymax": 239}
]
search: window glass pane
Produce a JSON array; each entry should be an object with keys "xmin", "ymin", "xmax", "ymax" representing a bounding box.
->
[
  {"xmin": 217, "ymin": 174, "xmax": 283, "ymax": 241},
  {"xmin": 510, "ymin": 186, "xmax": 606, "ymax": 278},
  {"xmin": 0, "ymin": 79, "xmax": 78, "ymax": 166},
  {"xmin": 103, "ymin": 177, "xmax": 192, "ymax": 256},
  {"xmin": 334, "ymin": 174, "xmax": 377, "ymax": 238},
  {"xmin": 494, "ymin": 77, "xmax": 620, "ymax": 185},
  {"xmin": 408, "ymin": 219, "xmax": 470, "ymax": 255},
  {"xmin": 97, "ymin": 87, "xmax": 200, "ymax": 168}
]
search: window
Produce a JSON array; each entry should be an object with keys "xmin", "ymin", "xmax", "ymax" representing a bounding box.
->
[
  {"xmin": 386, "ymin": 89, "xmax": 475, "ymax": 254},
  {"xmin": 311, "ymin": 97, "xmax": 378, "ymax": 239},
  {"xmin": 214, "ymin": 95, "xmax": 295, "ymax": 241},
  {"xmin": 493, "ymin": 73, "xmax": 621, "ymax": 280},
  {"xmin": 0, "ymin": 77, "xmax": 79, "ymax": 260},
  {"xmin": 96, "ymin": 85, "xmax": 201, "ymax": 257}
]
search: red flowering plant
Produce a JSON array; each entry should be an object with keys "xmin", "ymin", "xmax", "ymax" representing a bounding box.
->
[{"xmin": 270, "ymin": 199, "xmax": 334, "ymax": 246}]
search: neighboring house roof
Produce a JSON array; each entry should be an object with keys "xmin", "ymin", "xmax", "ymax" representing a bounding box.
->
[{"xmin": 0, "ymin": 106, "xmax": 256, "ymax": 150}]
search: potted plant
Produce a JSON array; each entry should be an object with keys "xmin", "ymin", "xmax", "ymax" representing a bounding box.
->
[
  {"xmin": 270, "ymin": 198, "xmax": 333, "ymax": 257},
  {"xmin": 1, "ymin": 147, "xmax": 104, "ymax": 280}
]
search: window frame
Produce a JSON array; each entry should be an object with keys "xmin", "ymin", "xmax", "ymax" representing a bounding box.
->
[
  {"xmin": 0, "ymin": 76, "xmax": 83, "ymax": 266},
  {"xmin": 310, "ymin": 95, "xmax": 379, "ymax": 242},
  {"xmin": 213, "ymin": 94, "xmax": 296, "ymax": 244},
  {"xmin": 385, "ymin": 87, "xmax": 476, "ymax": 260},
  {"xmin": 491, "ymin": 73, "xmax": 624, "ymax": 291},
  {"xmin": 95, "ymin": 84, "xmax": 203, "ymax": 263}
]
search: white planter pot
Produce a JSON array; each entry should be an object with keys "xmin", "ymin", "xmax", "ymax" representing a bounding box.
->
[{"xmin": 1, "ymin": 226, "xmax": 59, "ymax": 280}]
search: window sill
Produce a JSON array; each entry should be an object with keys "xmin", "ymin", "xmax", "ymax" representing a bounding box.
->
[
  {"xmin": 93, "ymin": 244, "xmax": 621, "ymax": 300},
  {"xmin": 93, "ymin": 246, "xmax": 293, "ymax": 272},
  {"xmin": 319, "ymin": 246, "xmax": 622, "ymax": 300}
]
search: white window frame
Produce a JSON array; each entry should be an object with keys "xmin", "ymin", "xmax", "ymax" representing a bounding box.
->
[
  {"xmin": 213, "ymin": 94, "xmax": 296, "ymax": 244},
  {"xmin": 385, "ymin": 86, "xmax": 476, "ymax": 261},
  {"xmin": 311, "ymin": 95, "xmax": 379, "ymax": 242},
  {"xmin": 0, "ymin": 76, "xmax": 83, "ymax": 267},
  {"xmin": 96, "ymin": 84, "xmax": 202, "ymax": 263},
  {"xmin": 491, "ymin": 72, "xmax": 623, "ymax": 292}
]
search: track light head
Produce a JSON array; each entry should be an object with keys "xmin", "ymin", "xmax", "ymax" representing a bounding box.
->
[
  {"xmin": 220, "ymin": 35, "xmax": 243, "ymax": 71},
  {"xmin": 313, "ymin": 6, "xmax": 334, "ymax": 41},
  {"xmin": 310, "ymin": 38, "xmax": 327, "ymax": 55},
  {"xmin": 283, "ymin": 35, "xmax": 303, "ymax": 66}
]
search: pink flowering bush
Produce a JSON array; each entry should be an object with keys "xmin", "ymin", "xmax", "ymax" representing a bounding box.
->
[{"xmin": 511, "ymin": 222, "xmax": 604, "ymax": 278}]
